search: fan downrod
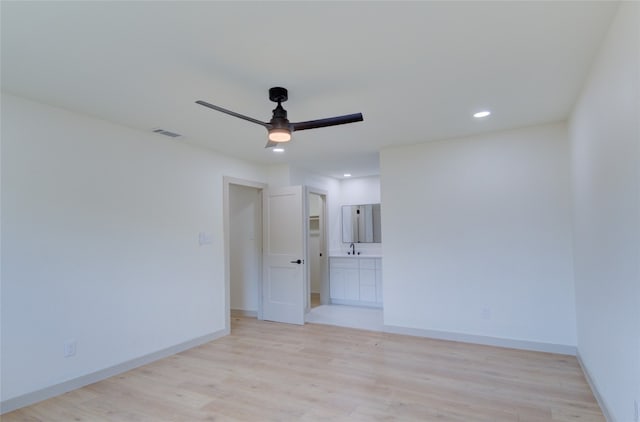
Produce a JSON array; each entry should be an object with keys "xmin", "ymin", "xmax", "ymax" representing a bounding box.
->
[{"xmin": 269, "ymin": 87, "xmax": 288, "ymax": 103}]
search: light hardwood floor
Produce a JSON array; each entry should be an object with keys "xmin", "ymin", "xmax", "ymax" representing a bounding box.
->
[{"xmin": 3, "ymin": 317, "xmax": 603, "ymax": 421}]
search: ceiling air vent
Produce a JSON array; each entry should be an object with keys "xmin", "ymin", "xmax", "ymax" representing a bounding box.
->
[{"xmin": 152, "ymin": 128, "xmax": 182, "ymax": 138}]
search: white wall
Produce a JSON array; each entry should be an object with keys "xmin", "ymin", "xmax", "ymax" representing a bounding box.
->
[
  {"xmin": 569, "ymin": 2, "xmax": 640, "ymax": 421},
  {"xmin": 266, "ymin": 164, "xmax": 291, "ymax": 189},
  {"xmin": 380, "ymin": 123, "xmax": 576, "ymax": 348},
  {"xmin": 340, "ymin": 176, "xmax": 381, "ymax": 205},
  {"xmin": 0, "ymin": 93, "xmax": 268, "ymax": 403},
  {"xmin": 229, "ymin": 184, "xmax": 261, "ymax": 312}
]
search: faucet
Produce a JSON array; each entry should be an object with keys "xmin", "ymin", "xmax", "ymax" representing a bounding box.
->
[{"xmin": 349, "ymin": 243, "xmax": 355, "ymax": 255}]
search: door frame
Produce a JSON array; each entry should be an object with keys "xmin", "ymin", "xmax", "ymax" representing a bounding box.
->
[
  {"xmin": 305, "ymin": 186, "xmax": 329, "ymax": 312},
  {"xmin": 223, "ymin": 176, "xmax": 267, "ymax": 332}
]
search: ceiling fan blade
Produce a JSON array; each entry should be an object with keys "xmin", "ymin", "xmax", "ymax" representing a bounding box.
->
[
  {"xmin": 291, "ymin": 113, "xmax": 363, "ymax": 132},
  {"xmin": 196, "ymin": 100, "xmax": 268, "ymax": 127}
]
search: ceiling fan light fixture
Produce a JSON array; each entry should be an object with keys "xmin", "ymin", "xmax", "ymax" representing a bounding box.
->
[{"xmin": 268, "ymin": 128, "xmax": 291, "ymax": 143}]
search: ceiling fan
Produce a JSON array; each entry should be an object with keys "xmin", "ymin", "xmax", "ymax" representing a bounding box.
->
[{"xmin": 196, "ymin": 87, "xmax": 364, "ymax": 148}]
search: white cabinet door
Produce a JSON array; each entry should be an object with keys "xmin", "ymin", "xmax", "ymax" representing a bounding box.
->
[
  {"xmin": 343, "ymin": 268, "xmax": 360, "ymax": 300},
  {"xmin": 329, "ymin": 267, "xmax": 346, "ymax": 300},
  {"xmin": 359, "ymin": 268, "xmax": 376, "ymax": 302},
  {"xmin": 331, "ymin": 258, "xmax": 359, "ymax": 301},
  {"xmin": 375, "ymin": 259, "xmax": 383, "ymax": 304}
]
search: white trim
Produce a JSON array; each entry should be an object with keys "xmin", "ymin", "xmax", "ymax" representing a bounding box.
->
[
  {"xmin": 330, "ymin": 298, "xmax": 382, "ymax": 308},
  {"xmin": 576, "ymin": 352, "xmax": 613, "ymax": 422},
  {"xmin": 230, "ymin": 309, "xmax": 258, "ymax": 318},
  {"xmin": 383, "ymin": 324, "xmax": 577, "ymax": 356},
  {"xmin": 0, "ymin": 329, "xmax": 228, "ymax": 415}
]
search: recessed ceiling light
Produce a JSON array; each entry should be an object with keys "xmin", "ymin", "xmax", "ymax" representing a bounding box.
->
[
  {"xmin": 343, "ymin": 173, "xmax": 352, "ymax": 177},
  {"xmin": 473, "ymin": 110, "xmax": 491, "ymax": 118},
  {"xmin": 272, "ymin": 147, "xmax": 285, "ymax": 152}
]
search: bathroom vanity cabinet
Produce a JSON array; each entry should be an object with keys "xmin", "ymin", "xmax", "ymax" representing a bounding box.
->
[{"xmin": 329, "ymin": 257, "xmax": 382, "ymax": 307}]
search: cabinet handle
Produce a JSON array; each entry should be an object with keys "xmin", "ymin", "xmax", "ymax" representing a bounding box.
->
[{"xmin": 290, "ymin": 259, "xmax": 303, "ymax": 264}]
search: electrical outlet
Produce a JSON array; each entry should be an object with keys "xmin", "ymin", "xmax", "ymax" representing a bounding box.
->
[
  {"xmin": 64, "ymin": 340, "xmax": 76, "ymax": 358},
  {"xmin": 481, "ymin": 307, "xmax": 491, "ymax": 320}
]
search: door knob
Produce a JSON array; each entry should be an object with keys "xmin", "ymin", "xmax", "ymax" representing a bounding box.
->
[{"xmin": 290, "ymin": 259, "xmax": 303, "ymax": 264}]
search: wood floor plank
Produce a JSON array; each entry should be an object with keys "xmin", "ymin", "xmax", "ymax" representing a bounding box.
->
[{"xmin": 2, "ymin": 317, "xmax": 604, "ymax": 421}]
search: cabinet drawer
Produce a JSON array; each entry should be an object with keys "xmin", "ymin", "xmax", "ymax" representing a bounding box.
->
[{"xmin": 330, "ymin": 258, "xmax": 359, "ymax": 269}]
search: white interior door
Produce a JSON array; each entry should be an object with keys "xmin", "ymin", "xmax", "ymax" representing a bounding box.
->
[{"xmin": 262, "ymin": 186, "xmax": 305, "ymax": 325}]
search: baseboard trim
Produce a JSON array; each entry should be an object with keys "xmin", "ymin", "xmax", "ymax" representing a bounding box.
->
[
  {"xmin": 383, "ymin": 324, "xmax": 577, "ymax": 356},
  {"xmin": 230, "ymin": 309, "xmax": 258, "ymax": 318},
  {"xmin": 330, "ymin": 299, "xmax": 382, "ymax": 309},
  {"xmin": 576, "ymin": 352, "xmax": 613, "ymax": 422},
  {"xmin": 0, "ymin": 328, "xmax": 228, "ymax": 415}
]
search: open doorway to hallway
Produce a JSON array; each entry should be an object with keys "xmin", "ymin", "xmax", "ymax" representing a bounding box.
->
[{"xmin": 228, "ymin": 182, "xmax": 263, "ymax": 320}]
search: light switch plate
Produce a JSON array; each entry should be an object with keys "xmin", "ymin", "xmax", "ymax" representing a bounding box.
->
[{"xmin": 198, "ymin": 232, "xmax": 213, "ymax": 246}]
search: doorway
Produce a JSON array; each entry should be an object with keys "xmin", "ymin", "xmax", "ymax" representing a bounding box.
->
[
  {"xmin": 224, "ymin": 177, "xmax": 267, "ymax": 331},
  {"xmin": 225, "ymin": 179, "xmax": 327, "ymax": 329},
  {"xmin": 306, "ymin": 189, "xmax": 328, "ymax": 311},
  {"xmin": 229, "ymin": 183, "xmax": 263, "ymax": 318}
]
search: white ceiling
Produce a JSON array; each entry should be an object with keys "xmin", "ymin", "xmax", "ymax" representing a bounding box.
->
[{"xmin": 1, "ymin": 1, "xmax": 618, "ymax": 179}]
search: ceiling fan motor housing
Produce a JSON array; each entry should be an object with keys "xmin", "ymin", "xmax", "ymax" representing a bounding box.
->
[
  {"xmin": 270, "ymin": 103, "xmax": 289, "ymax": 128},
  {"xmin": 269, "ymin": 87, "xmax": 290, "ymax": 129},
  {"xmin": 269, "ymin": 87, "xmax": 288, "ymax": 103}
]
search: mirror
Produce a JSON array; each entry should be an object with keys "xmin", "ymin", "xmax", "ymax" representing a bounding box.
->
[{"xmin": 342, "ymin": 204, "xmax": 382, "ymax": 243}]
